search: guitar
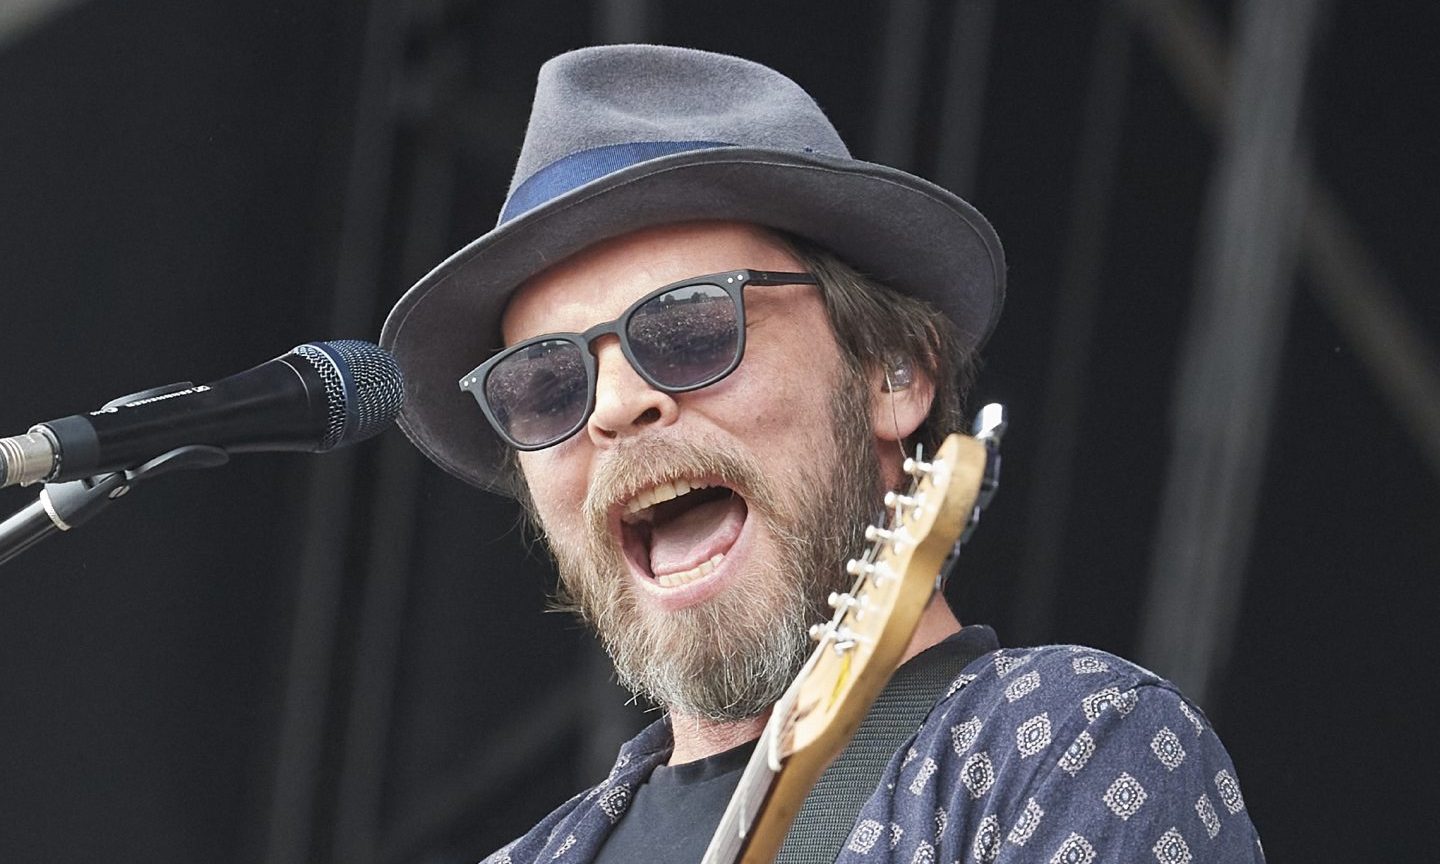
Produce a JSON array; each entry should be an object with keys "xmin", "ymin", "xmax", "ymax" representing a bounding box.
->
[{"xmin": 701, "ymin": 403, "xmax": 1006, "ymax": 864}]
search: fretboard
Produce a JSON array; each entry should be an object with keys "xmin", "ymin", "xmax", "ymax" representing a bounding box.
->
[{"xmin": 700, "ymin": 724, "xmax": 781, "ymax": 864}]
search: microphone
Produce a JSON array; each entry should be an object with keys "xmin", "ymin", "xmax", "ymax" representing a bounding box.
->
[{"xmin": 0, "ymin": 340, "xmax": 404, "ymax": 489}]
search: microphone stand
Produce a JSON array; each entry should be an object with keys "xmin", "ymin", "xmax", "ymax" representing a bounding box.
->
[{"xmin": 0, "ymin": 445, "xmax": 229, "ymax": 567}]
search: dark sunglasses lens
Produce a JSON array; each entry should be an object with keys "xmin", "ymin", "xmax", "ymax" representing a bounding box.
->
[
  {"xmin": 627, "ymin": 283, "xmax": 739, "ymax": 389},
  {"xmin": 484, "ymin": 338, "xmax": 589, "ymax": 446}
]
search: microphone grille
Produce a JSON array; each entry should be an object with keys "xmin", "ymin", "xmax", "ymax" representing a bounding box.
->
[{"xmin": 291, "ymin": 340, "xmax": 405, "ymax": 450}]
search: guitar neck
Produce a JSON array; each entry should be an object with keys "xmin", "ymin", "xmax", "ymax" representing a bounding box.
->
[
  {"xmin": 701, "ymin": 725, "xmax": 780, "ymax": 864},
  {"xmin": 700, "ymin": 413, "xmax": 1005, "ymax": 864},
  {"xmin": 701, "ymin": 644, "xmax": 819, "ymax": 864}
]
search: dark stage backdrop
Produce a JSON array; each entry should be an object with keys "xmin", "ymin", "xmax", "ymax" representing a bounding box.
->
[{"xmin": 1, "ymin": 1, "xmax": 1435, "ymax": 863}]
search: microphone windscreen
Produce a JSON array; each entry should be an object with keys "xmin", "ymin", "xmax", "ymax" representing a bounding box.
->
[{"xmin": 289, "ymin": 341, "xmax": 405, "ymax": 450}]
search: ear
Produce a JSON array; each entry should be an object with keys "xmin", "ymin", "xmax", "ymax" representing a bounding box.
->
[{"xmin": 869, "ymin": 361, "xmax": 935, "ymax": 444}]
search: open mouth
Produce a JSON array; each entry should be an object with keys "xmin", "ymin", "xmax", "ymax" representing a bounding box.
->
[{"xmin": 618, "ymin": 479, "xmax": 749, "ymax": 590}]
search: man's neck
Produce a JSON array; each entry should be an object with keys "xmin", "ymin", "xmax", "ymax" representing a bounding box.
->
[
  {"xmin": 665, "ymin": 595, "xmax": 962, "ymax": 764},
  {"xmin": 667, "ymin": 711, "xmax": 769, "ymax": 765}
]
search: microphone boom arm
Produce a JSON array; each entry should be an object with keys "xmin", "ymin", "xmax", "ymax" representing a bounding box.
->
[{"xmin": 0, "ymin": 444, "xmax": 229, "ymax": 568}]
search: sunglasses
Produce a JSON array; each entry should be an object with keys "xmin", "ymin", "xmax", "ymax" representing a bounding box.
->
[{"xmin": 460, "ymin": 269, "xmax": 820, "ymax": 450}]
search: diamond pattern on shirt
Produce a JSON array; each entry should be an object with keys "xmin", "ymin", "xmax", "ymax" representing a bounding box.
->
[
  {"xmin": 1103, "ymin": 772, "xmax": 1148, "ymax": 820},
  {"xmin": 1059, "ymin": 730, "xmax": 1095, "ymax": 776},
  {"xmin": 848, "ymin": 818, "xmax": 885, "ymax": 854},
  {"xmin": 908, "ymin": 757, "xmax": 938, "ymax": 795},
  {"xmin": 1151, "ymin": 726, "xmax": 1186, "ymax": 771},
  {"xmin": 993, "ymin": 652, "xmax": 1031, "ymax": 676},
  {"xmin": 909, "ymin": 840, "xmax": 934, "ymax": 864},
  {"xmin": 1153, "ymin": 828, "xmax": 1192, "ymax": 864},
  {"xmin": 1196, "ymin": 793, "xmax": 1221, "ymax": 839},
  {"xmin": 596, "ymin": 786, "xmax": 630, "ymax": 823},
  {"xmin": 947, "ymin": 673, "xmax": 978, "ymax": 697},
  {"xmin": 1082, "ymin": 686, "xmax": 1137, "ymax": 721},
  {"xmin": 1178, "ymin": 700, "xmax": 1205, "ymax": 736},
  {"xmin": 951, "ymin": 716, "xmax": 983, "ymax": 755},
  {"xmin": 1007, "ymin": 797, "xmax": 1044, "ymax": 847},
  {"xmin": 972, "ymin": 815, "xmax": 1000, "ymax": 862},
  {"xmin": 1016, "ymin": 712, "xmax": 1052, "ymax": 758},
  {"xmin": 1215, "ymin": 769, "xmax": 1246, "ymax": 814},
  {"xmin": 1005, "ymin": 670, "xmax": 1041, "ymax": 702},
  {"xmin": 962, "ymin": 751, "xmax": 995, "ymax": 798},
  {"xmin": 1049, "ymin": 832, "xmax": 1096, "ymax": 864}
]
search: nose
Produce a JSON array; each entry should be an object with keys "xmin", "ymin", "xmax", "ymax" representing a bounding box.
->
[{"xmin": 586, "ymin": 339, "xmax": 679, "ymax": 446}]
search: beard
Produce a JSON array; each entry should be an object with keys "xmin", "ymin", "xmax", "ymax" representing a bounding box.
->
[{"xmin": 537, "ymin": 376, "xmax": 884, "ymax": 721}]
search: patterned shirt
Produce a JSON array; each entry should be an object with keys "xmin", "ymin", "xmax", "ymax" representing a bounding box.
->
[{"xmin": 484, "ymin": 636, "xmax": 1265, "ymax": 863}]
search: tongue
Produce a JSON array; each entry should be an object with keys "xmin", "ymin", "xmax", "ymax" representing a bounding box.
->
[{"xmin": 648, "ymin": 493, "xmax": 746, "ymax": 577}]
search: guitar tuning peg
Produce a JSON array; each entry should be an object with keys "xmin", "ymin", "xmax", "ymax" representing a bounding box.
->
[
  {"xmin": 828, "ymin": 591, "xmax": 862, "ymax": 611},
  {"xmin": 831, "ymin": 626, "xmax": 858, "ymax": 653},
  {"xmin": 808, "ymin": 623, "xmax": 829, "ymax": 641},
  {"xmin": 846, "ymin": 557, "xmax": 894, "ymax": 582},
  {"xmin": 864, "ymin": 525, "xmax": 891, "ymax": 542},
  {"xmin": 883, "ymin": 490, "xmax": 920, "ymax": 511},
  {"xmin": 865, "ymin": 525, "xmax": 909, "ymax": 554},
  {"xmin": 902, "ymin": 456, "xmax": 934, "ymax": 477}
]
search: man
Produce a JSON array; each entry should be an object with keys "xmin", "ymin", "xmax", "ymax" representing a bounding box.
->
[{"xmin": 381, "ymin": 45, "xmax": 1264, "ymax": 863}]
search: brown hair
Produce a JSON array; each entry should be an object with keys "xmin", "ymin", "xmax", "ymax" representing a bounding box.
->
[{"xmin": 778, "ymin": 233, "xmax": 980, "ymax": 456}]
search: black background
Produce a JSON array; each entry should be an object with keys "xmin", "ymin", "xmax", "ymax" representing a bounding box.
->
[{"xmin": 1, "ymin": 1, "xmax": 1435, "ymax": 862}]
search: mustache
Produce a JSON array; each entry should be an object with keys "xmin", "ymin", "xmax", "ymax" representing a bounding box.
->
[{"xmin": 580, "ymin": 434, "xmax": 779, "ymax": 539}]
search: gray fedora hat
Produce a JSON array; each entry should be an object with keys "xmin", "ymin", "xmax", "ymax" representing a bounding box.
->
[{"xmin": 380, "ymin": 44, "xmax": 1005, "ymax": 495}]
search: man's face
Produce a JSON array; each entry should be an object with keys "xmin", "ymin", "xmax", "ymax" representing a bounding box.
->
[{"xmin": 503, "ymin": 222, "xmax": 884, "ymax": 720}]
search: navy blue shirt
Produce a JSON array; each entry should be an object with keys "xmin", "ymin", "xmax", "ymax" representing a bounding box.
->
[{"xmin": 484, "ymin": 632, "xmax": 1265, "ymax": 863}]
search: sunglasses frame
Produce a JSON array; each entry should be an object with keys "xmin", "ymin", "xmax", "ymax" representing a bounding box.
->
[{"xmin": 460, "ymin": 269, "xmax": 820, "ymax": 450}]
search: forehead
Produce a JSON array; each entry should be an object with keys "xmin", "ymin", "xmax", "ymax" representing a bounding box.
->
[{"xmin": 501, "ymin": 221, "xmax": 803, "ymax": 343}]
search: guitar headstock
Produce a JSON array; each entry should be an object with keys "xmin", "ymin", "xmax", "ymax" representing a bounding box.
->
[{"xmin": 777, "ymin": 407, "xmax": 1004, "ymax": 765}]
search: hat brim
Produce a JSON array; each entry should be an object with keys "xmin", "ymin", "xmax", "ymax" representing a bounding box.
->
[{"xmin": 380, "ymin": 146, "xmax": 1005, "ymax": 495}]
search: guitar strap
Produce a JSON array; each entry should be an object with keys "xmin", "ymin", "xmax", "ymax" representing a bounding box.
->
[{"xmin": 773, "ymin": 625, "xmax": 998, "ymax": 864}]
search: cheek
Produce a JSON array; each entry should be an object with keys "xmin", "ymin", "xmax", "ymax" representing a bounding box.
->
[
  {"xmin": 727, "ymin": 329, "xmax": 844, "ymax": 435},
  {"xmin": 519, "ymin": 451, "xmax": 587, "ymax": 535}
]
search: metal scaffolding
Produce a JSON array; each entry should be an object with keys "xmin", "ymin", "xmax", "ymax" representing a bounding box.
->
[{"xmin": 1137, "ymin": 0, "xmax": 1321, "ymax": 704}]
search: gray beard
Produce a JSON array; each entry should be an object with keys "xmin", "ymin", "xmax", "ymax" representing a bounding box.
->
[{"xmin": 544, "ymin": 380, "xmax": 882, "ymax": 721}]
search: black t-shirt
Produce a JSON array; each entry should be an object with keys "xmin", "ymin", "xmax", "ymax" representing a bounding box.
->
[{"xmin": 592, "ymin": 736, "xmax": 757, "ymax": 863}]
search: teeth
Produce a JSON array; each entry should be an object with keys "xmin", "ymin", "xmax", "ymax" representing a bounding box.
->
[
  {"xmin": 655, "ymin": 553, "xmax": 725, "ymax": 588},
  {"xmin": 621, "ymin": 478, "xmax": 715, "ymax": 520}
]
